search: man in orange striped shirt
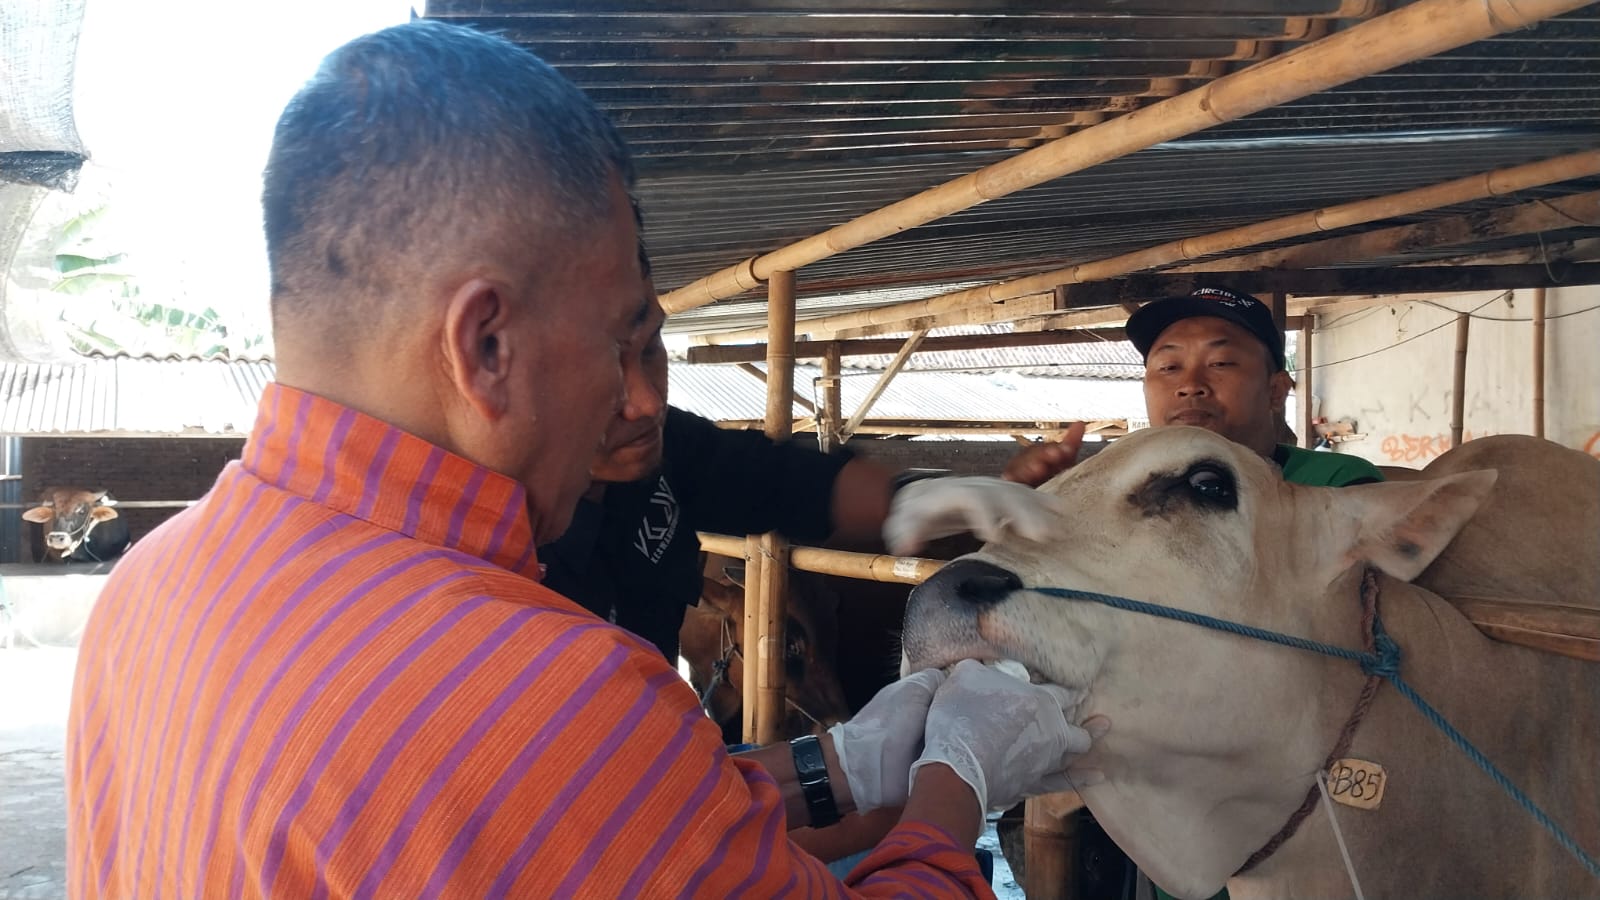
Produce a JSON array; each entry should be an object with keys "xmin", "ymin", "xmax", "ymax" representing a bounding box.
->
[{"xmin": 67, "ymin": 22, "xmax": 1093, "ymax": 897}]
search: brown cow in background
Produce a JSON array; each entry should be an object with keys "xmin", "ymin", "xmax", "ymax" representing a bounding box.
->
[{"xmin": 21, "ymin": 488, "xmax": 131, "ymax": 563}]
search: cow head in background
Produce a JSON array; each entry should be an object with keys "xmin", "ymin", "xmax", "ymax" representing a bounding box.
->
[
  {"xmin": 22, "ymin": 488, "xmax": 130, "ymax": 562},
  {"xmin": 679, "ymin": 566, "xmax": 853, "ymax": 745}
]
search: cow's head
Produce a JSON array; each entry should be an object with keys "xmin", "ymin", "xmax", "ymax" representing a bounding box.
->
[
  {"xmin": 22, "ymin": 488, "xmax": 120, "ymax": 560},
  {"xmin": 679, "ymin": 567, "xmax": 852, "ymax": 743},
  {"xmin": 903, "ymin": 426, "xmax": 1495, "ymax": 897}
]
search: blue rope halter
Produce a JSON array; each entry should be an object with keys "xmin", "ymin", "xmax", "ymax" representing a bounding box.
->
[{"xmin": 1030, "ymin": 580, "xmax": 1600, "ymax": 881}]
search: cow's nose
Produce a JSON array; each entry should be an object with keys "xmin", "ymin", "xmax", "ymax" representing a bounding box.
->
[{"xmin": 937, "ymin": 559, "xmax": 1023, "ymax": 606}]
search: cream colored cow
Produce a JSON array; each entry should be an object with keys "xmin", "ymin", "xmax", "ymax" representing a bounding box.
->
[{"xmin": 903, "ymin": 426, "xmax": 1600, "ymax": 899}]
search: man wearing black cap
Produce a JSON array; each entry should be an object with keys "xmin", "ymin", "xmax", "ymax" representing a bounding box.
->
[
  {"xmin": 1007, "ymin": 286, "xmax": 1382, "ymax": 489},
  {"xmin": 1005, "ymin": 286, "xmax": 1381, "ymax": 900}
]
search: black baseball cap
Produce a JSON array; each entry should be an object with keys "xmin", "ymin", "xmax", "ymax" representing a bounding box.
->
[{"xmin": 1125, "ymin": 287, "xmax": 1286, "ymax": 371}]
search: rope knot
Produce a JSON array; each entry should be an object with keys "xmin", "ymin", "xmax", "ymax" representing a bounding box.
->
[{"xmin": 1360, "ymin": 631, "xmax": 1402, "ymax": 678}]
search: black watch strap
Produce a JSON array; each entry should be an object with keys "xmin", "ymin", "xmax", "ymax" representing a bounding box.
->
[{"xmin": 789, "ymin": 734, "xmax": 841, "ymax": 829}]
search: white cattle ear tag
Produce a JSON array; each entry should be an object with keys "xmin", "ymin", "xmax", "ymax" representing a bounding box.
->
[{"xmin": 1326, "ymin": 758, "xmax": 1387, "ymax": 810}]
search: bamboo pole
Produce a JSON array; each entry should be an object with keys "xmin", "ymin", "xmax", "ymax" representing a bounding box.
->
[
  {"xmin": 1532, "ymin": 288, "xmax": 1546, "ymax": 439},
  {"xmin": 699, "ymin": 533, "xmax": 944, "ymax": 585},
  {"xmin": 663, "ymin": 0, "xmax": 1595, "ymax": 318},
  {"xmin": 753, "ymin": 270, "xmax": 797, "ymax": 745},
  {"xmin": 735, "ymin": 362, "xmax": 817, "ymax": 413},
  {"xmin": 741, "ymin": 533, "xmax": 764, "ymax": 744},
  {"xmin": 1024, "ymin": 796, "xmax": 1080, "ymax": 900},
  {"xmin": 1180, "ymin": 190, "xmax": 1600, "ymax": 274},
  {"xmin": 688, "ymin": 325, "xmax": 1126, "ymax": 365},
  {"xmin": 1451, "ymin": 312, "xmax": 1470, "ymax": 449},
  {"xmin": 697, "ymin": 152, "xmax": 1600, "ymax": 344},
  {"xmin": 819, "ymin": 343, "xmax": 842, "ymax": 452},
  {"xmin": 1300, "ymin": 316, "xmax": 1316, "ymax": 449},
  {"xmin": 841, "ymin": 330, "xmax": 928, "ymax": 440}
]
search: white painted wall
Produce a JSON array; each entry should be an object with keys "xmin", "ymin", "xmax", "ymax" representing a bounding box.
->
[{"xmin": 1303, "ymin": 286, "xmax": 1600, "ymax": 469}]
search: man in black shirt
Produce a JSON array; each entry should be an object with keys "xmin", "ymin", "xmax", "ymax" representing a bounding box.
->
[{"xmin": 538, "ymin": 283, "xmax": 902, "ymax": 662}]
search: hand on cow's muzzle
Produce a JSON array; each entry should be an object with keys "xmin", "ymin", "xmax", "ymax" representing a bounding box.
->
[
  {"xmin": 827, "ymin": 668, "xmax": 946, "ymax": 813},
  {"xmin": 883, "ymin": 475, "xmax": 1066, "ymax": 555},
  {"xmin": 910, "ymin": 659, "xmax": 1101, "ymax": 820}
]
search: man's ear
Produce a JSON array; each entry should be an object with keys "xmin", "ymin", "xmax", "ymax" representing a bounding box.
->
[
  {"xmin": 1269, "ymin": 369, "xmax": 1293, "ymax": 414},
  {"xmin": 441, "ymin": 277, "xmax": 515, "ymax": 420}
]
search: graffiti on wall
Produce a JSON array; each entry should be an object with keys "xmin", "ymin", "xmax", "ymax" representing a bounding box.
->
[
  {"xmin": 1381, "ymin": 429, "xmax": 1600, "ymax": 463},
  {"xmin": 1379, "ymin": 430, "xmax": 1495, "ymax": 464}
]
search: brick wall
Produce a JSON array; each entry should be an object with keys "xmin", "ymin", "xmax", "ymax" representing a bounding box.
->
[{"xmin": 13, "ymin": 437, "xmax": 245, "ymax": 560}]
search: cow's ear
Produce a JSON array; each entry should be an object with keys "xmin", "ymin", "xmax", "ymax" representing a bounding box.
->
[
  {"xmin": 721, "ymin": 565, "xmax": 746, "ymax": 589},
  {"xmin": 1343, "ymin": 469, "xmax": 1497, "ymax": 582},
  {"xmin": 699, "ymin": 577, "xmax": 743, "ymax": 617},
  {"xmin": 91, "ymin": 506, "xmax": 119, "ymax": 521},
  {"xmin": 21, "ymin": 507, "xmax": 54, "ymax": 524}
]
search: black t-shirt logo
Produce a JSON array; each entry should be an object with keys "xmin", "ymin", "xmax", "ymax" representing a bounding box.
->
[{"xmin": 633, "ymin": 476, "xmax": 680, "ymax": 564}]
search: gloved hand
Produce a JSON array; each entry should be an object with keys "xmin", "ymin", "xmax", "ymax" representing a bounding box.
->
[
  {"xmin": 883, "ymin": 476, "xmax": 1066, "ymax": 556},
  {"xmin": 910, "ymin": 659, "xmax": 1097, "ymax": 818},
  {"xmin": 827, "ymin": 668, "xmax": 945, "ymax": 813}
]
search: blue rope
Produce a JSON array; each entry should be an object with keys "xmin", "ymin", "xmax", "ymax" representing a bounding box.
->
[{"xmin": 1031, "ymin": 584, "xmax": 1600, "ymax": 881}]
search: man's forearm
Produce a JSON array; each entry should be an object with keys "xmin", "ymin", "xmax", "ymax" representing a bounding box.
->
[
  {"xmin": 735, "ymin": 739, "xmax": 981, "ymax": 852},
  {"xmin": 736, "ymin": 734, "xmax": 858, "ymax": 829},
  {"xmin": 827, "ymin": 457, "xmax": 897, "ymax": 544}
]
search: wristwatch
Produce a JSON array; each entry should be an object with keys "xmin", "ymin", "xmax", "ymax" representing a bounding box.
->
[{"xmin": 789, "ymin": 734, "xmax": 841, "ymax": 829}]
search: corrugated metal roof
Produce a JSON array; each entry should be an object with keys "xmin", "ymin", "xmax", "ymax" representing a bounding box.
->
[
  {"xmin": 669, "ymin": 362, "xmax": 1146, "ymax": 425},
  {"xmin": 0, "ymin": 357, "xmax": 271, "ymax": 435},
  {"xmin": 0, "ymin": 354, "xmax": 1140, "ymax": 436},
  {"xmin": 423, "ymin": 2, "xmax": 1600, "ymax": 337}
]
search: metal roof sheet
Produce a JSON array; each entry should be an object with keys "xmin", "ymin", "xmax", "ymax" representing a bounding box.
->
[
  {"xmin": 0, "ymin": 353, "xmax": 1138, "ymax": 436},
  {"xmin": 669, "ymin": 362, "xmax": 1146, "ymax": 425},
  {"xmin": 0, "ymin": 357, "xmax": 271, "ymax": 435},
  {"xmin": 425, "ymin": 1, "xmax": 1600, "ymax": 337}
]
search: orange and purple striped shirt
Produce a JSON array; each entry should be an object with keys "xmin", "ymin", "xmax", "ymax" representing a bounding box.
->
[{"xmin": 67, "ymin": 383, "xmax": 990, "ymax": 898}]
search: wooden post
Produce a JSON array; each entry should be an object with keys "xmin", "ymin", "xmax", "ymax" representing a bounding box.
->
[
  {"xmin": 1024, "ymin": 793, "xmax": 1084, "ymax": 900},
  {"xmin": 819, "ymin": 343, "xmax": 843, "ymax": 452},
  {"xmin": 740, "ymin": 533, "xmax": 764, "ymax": 744},
  {"xmin": 841, "ymin": 330, "xmax": 928, "ymax": 440},
  {"xmin": 752, "ymin": 269, "xmax": 797, "ymax": 745},
  {"xmin": 1451, "ymin": 311, "xmax": 1470, "ymax": 448},
  {"xmin": 1532, "ymin": 288, "xmax": 1546, "ymax": 439},
  {"xmin": 1299, "ymin": 316, "xmax": 1316, "ymax": 449}
]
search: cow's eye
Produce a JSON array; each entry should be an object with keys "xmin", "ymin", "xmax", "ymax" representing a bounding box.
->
[{"xmin": 1185, "ymin": 464, "xmax": 1235, "ymax": 506}]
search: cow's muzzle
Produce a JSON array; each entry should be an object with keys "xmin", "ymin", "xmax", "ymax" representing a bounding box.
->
[
  {"xmin": 922, "ymin": 558, "xmax": 1023, "ymax": 607},
  {"xmin": 902, "ymin": 558, "xmax": 1023, "ymax": 671},
  {"xmin": 45, "ymin": 532, "xmax": 77, "ymax": 550}
]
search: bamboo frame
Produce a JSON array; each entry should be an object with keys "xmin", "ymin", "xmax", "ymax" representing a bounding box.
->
[
  {"xmin": 819, "ymin": 344, "xmax": 842, "ymax": 452},
  {"xmin": 662, "ymin": 0, "xmax": 1591, "ymax": 317},
  {"xmin": 698, "ymin": 152, "xmax": 1600, "ymax": 344},
  {"xmin": 1024, "ymin": 793, "xmax": 1085, "ymax": 900},
  {"xmin": 1451, "ymin": 312, "xmax": 1470, "ymax": 449},
  {"xmin": 841, "ymin": 330, "xmax": 928, "ymax": 441},
  {"xmin": 700, "ymin": 533, "xmax": 944, "ymax": 585},
  {"xmin": 1177, "ymin": 190, "xmax": 1600, "ymax": 274},
  {"xmin": 1532, "ymin": 288, "xmax": 1546, "ymax": 439},
  {"xmin": 735, "ymin": 362, "xmax": 816, "ymax": 413},
  {"xmin": 1299, "ymin": 317, "xmax": 1315, "ymax": 450},
  {"xmin": 687, "ymin": 325, "xmax": 1125, "ymax": 365},
  {"xmin": 751, "ymin": 270, "xmax": 798, "ymax": 744}
]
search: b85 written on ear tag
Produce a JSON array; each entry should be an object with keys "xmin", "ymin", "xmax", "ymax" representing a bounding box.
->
[{"xmin": 1326, "ymin": 758, "xmax": 1387, "ymax": 810}]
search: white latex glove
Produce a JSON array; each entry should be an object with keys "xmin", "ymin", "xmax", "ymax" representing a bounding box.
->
[
  {"xmin": 910, "ymin": 659, "xmax": 1095, "ymax": 818},
  {"xmin": 826, "ymin": 668, "xmax": 945, "ymax": 813},
  {"xmin": 884, "ymin": 475, "xmax": 1065, "ymax": 556}
]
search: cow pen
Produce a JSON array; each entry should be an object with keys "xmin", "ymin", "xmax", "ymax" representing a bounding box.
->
[{"xmin": 6, "ymin": 0, "xmax": 1600, "ymax": 895}]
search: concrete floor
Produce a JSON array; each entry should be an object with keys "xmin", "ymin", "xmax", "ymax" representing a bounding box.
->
[{"xmin": 0, "ymin": 648, "xmax": 75, "ymax": 900}]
